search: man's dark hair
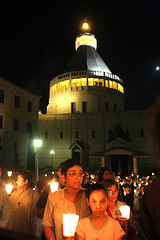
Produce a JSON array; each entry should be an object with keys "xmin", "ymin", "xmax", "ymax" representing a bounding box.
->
[{"xmin": 61, "ymin": 158, "xmax": 82, "ymax": 176}]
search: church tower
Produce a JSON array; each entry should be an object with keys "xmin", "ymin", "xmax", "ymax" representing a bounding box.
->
[{"xmin": 47, "ymin": 20, "xmax": 124, "ymax": 114}]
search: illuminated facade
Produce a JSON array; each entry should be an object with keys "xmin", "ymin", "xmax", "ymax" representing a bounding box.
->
[{"xmin": 38, "ymin": 21, "xmax": 155, "ymax": 175}]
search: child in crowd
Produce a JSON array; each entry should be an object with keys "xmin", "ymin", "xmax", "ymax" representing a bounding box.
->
[
  {"xmin": 103, "ymin": 179, "xmax": 137, "ymax": 239},
  {"xmin": 76, "ymin": 183, "xmax": 125, "ymax": 240}
]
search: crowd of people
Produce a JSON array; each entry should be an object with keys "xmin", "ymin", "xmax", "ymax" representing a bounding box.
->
[
  {"xmin": 0, "ymin": 161, "xmax": 159, "ymax": 240},
  {"xmin": 0, "ymin": 96, "xmax": 160, "ymax": 240}
]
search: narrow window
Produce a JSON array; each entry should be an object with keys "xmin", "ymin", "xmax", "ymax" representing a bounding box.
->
[
  {"xmin": 71, "ymin": 102, "xmax": 76, "ymax": 113},
  {"xmin": 27, "ymin": 122, "xmax": 32, "ymax": 133},
  {"xmin": 13, "ymin": 119, "xmax": 19, "ymax": 131},
  {"xmin": 60, "ymin": 131, "xmax": 63, "ymax": 139},
  {"xmin": 0, "ymin": 116, "xmax": 3, "ymax": 129},
  {"xmin": 15, "ymin": 96, "xmax": 20, "ymax": 108},
  {"xmin": 126, "ymin": 129, "xmax": 129, "ymax": 138},
  {"xmin": 76, "ymin": 131, "xmax": 79, "ymax": 138},
  {"xmin": 0, "ymin": 89, "xmax": 4, "ymax": 103},
  {"xmin": 27, "ymin": 101, "xmax": 32, "ymax": 112},
  {"xmin": 105, "ymin": 102, "xmax": 109, "ymax": 111},
  {"xmin": 114, "ymin": 104, "xmax": 117, "ymax": 111},
  {"xmin": 45, "ymin": 132, "xmax": 48, "ymax": 139},
  {"xmin": 82, "ymin": 101, "xmax": 87, "ymax": 113},
  {"xmin": 109, "ymin": 130, "xmax": 112, "ymax": 138},
  {"xmin": 92, "ymin": 130, "xmax": 95, "ymax": 138},
  {"xmin": 141, "ymin": 129, "xmax": 144, "ymax": 137}
]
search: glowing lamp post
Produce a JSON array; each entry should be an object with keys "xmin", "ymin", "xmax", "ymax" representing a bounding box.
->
[
  {"xmin": 33, "ymin": 139, "xmax": 42, "ymax": 183},
  {"xmin": 63, "ymin": 214, "xmax": 79, "ymax": 237},
  {"xmin": 50, "ymin": 150, "xmax": 55, "ymax": 167},
  {"xmin": 119, "ymin": 205, "xmax": 130, "ymax": 219}
]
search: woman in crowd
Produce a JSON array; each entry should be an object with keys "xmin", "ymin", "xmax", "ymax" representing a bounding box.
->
[
  {"xmin": 42, "ymin": 158, "xmax": 90, "ymax": 240},
  {"xmin": 103, "ymin": 179, "xmax": 136, "ymax": 239},
  {"xmin": 76, "ymin": 182, "xmax": 125, "ymax": 240},
  {"xmin": 98, "ymin": 167, "xmax": 113, "ymax": 182},
  {"xmin": 98, "ymin": 167, "xmax": 124, "ymax": 202}
]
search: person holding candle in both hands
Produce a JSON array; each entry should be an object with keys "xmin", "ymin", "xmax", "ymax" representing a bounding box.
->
[
  {"xmin": 103, "ymin": 179, "xmax": 137, "ymax": 239},
  {"xmin": 42, "ymin": 158, "xmax": 90, "ymax": 240},
  {"xmin": 76, "ymin": 183, "xmax": 125, "ymax": 240}
]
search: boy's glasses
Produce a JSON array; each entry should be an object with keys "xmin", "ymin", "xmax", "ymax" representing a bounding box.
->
[{"xmin": 67, "ymin": 171, "xmax": 85, "ymax": 177}]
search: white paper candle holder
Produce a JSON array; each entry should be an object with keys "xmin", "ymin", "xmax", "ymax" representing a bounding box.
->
[
  {"xmin": 50, "ymin": 181, "xmax": 59, "ymax": 193},
  {"xmin": 119, "ymin": 205, "xmax": 130, "ymax": 219},
  {"xmin": 63, "ymin": 213, "xmax": 79, "ymax": 237},
  {"xmin": 5, "ymin": 184, "xmax": 13, "ymax": 195}
]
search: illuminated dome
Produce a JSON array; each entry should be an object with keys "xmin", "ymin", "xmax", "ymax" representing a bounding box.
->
[{"xmin": 47, "ymin": 20, "xmax": 124, "ymax": 114}]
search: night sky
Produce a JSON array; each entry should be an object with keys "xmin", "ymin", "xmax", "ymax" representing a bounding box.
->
[{"xmin": 0, "ymin": 1, "xmax": 160, "ymax": 112}]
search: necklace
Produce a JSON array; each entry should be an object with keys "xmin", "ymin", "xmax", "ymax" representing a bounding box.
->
[{"xmin": 17, "ymin": 190, "xmax": 24, "ymax": 207}]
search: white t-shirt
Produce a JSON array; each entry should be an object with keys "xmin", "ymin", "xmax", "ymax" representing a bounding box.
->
[{"xmin": 76, "ymin": 216, "xmax": 125, "ymax": 240}]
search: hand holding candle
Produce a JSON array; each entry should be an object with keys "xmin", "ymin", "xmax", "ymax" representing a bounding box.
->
[{"xmin": 63, "ymin": 214, "xmax": 79, "ymax": 237}]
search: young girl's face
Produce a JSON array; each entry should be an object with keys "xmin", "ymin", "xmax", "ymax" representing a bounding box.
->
[
  {"xmin": 87, "ymin": 190, "xmax": 107, "ymax": 217},
  {"xmin": 107, "ymin": 185, "xmax": 118, "ymax": 203}
]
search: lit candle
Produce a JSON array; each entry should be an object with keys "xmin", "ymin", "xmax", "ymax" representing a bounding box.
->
[
  {"xmin": 5, "ymin": 184, "xmax": 13, "ymax": 195},
  {"xmin": 50, "ymin": 181, "xmax": 59, "ymax": 193},
  {"xmin": 63, "ymin": 214, "xmax": 79, "ymax": 237},
  {"xmin": 119, "ymin": 205, "xmax": 130, "ymax": 219}
]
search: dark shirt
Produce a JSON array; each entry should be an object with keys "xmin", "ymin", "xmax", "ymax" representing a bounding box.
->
[
  {"xmin": 36, "ymin": 182, "xmax": 65, "ymax": 209},
  {"xmin": 36, "ymin": 184, "xmax": 50, "ymax": 209},
  {"xmin": 138, "ymin": 177, "xmax": 160, "ymax": 239},
  {"xmin": 123, "ymin": 193, "xmax": 134, "ymax": 209}
]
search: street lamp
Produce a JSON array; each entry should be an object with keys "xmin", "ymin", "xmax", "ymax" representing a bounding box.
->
[
  {"xmin": 50, "ymin": 150, "xmax": 55, "ymax": 167},
  {"xmin": 33, "ymin": 139, "xmax": 42, "ymax": 183}
]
